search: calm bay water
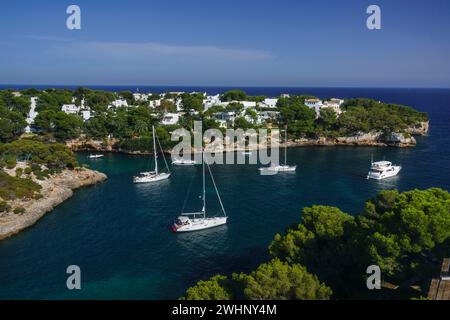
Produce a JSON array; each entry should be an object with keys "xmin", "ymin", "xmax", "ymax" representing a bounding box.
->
[{"xmin": 0, "ymin": 88, "xmax": 449, "ymax": 299}]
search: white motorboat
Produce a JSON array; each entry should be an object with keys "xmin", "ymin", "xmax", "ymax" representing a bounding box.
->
[
  {"xmin": 242, "ymin": 151, "xmax": 252, "ymax": 156},
  {"xmin": 367, "ymin": 160, "xmax": 402, "ymax": 180},
  {"xmin": 88, "ymin": 154, "xmax": 104, "ymax": 159},
  {"xmin": 259, "ymin": 126, "xmax": 296, "ymax": 173},
  {"xmin": 172, "ymin": 158, "xmax": 196, "ymax": 166},
  {"xmin": 172, "ymin": 153, "xmax": 228, "ymax": 233},
  {"xmin": 133, "ymin": 126, "xmax": 171, "ymax": 183}
]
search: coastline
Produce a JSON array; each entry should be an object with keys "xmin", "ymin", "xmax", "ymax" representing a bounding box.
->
[
  {"xmin": 0, "ymin": 168, "xmax": 107, "ymax": 241},
  {"xmin": 66, "ymin": 121, "xmax": 429, "ymax": 155}
]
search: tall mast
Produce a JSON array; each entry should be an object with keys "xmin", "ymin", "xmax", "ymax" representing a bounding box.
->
[
  {"xmin": 153, "ymin": 126, "xmax": 158, "ymax": 174},
  {"xmin": 285, "ymin": 125, "xmax": 287, "ymax": 165},
  {"xmin": 202, "ymin": 151, "xmax": 206, "ymax": 213}
]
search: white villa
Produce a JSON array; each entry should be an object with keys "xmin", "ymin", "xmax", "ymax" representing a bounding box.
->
[
  {"xmin": 61, "ymin": 104, "xmax": 80, "ymax": 114},
  {"xmin": 258, "ymin": 98, "xmax": 278, "ymax": 108},
  {"xmin": 133, "ymin": 93, "xmax": 149, "ymax": 102},
  {"xmin": 203, "ymin": 94, "xmax": 222, "ymax": 111},
  {"xmin": 149, "ymin": 99, "xmax": 162, "ymax": 109},
  {"xmin": 323, "ymin": 98, "xmax": 344, "ymax": 115},
  {"xmin": 161, "ymin": 113, "xmax": 180, "ymax": 125},
  {"xmin": 305, "ymin": 98, "xmax": 344, "ymax": 117},
  {"xmin": 110, "ymin": 99, "xmax": 128, "ymax": 109},
  {"xmin": 81, "ymin": 110, "xmax": 92, "ymax": 121}
]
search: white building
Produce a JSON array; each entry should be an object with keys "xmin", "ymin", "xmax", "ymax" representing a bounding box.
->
[
  {"xmin": 203, "ymin": 94, "xmax": 222, "ymax": 111},
  {"xmin": 241, "ymin": 101, "xmax": 257, "ymax": 109},
  {"xmin": 81, "ymin": 110, "xmax": 92, "ymax": 121},
  {"xmin": 258, "ymin": 110, "xmax": 280, "ymax": 123},
  {"xmin": 149, "ymin": 99, "xmax": 162, "ymax": 109},
  {"xmin": 25, "ymin": 97, "xmax": 39, "ymax": 133},
  {"xmin": 61, "ymin": 104, "xmax": 80, "ymax": 114},
  {"xmin": 258, "ymin": 98, "xmax": 278, "ymax": 108},
  {"xmin": 133, "ymin": 93, "xmax": 149, "ymax": 102},
  {"xmin": 322, "ymin": 98, "xmax": 344, "ymax": 115},
  {"xmin": 161, "ymin": 113, "xmax": 180, "ymax": 125},
  {"xmin": 304, "ymin": 98, "xmax": 324, "ymax": 117},
  {"xmin": 111, "ymin": 99, "xmax": 128, "ymax": 108}
]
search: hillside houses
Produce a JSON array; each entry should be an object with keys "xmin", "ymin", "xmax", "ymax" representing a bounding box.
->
[
  {"xmin": 55, "ymin": 90, "xmax": 345, "ymax": 130},
  {"xmin": 305, "ymin": 98, "xmax": 344, "ymax": 117}
]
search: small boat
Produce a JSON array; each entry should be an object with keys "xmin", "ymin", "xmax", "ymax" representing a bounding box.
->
[
  {"xmin": 172, "ymin": 158, "xmax": 196, "ymax": 166},
  {"xmin": 172, "ymin": 153, "xmax": 228, "ymax": 233},
  {"xmin": 367, "ymin": 160, "xmax": 401, "ymax": 180},
  {"xmin": 88, "ymin": 154, "xmax": 104, "ymax": 159},
  {"xmin": 242, "ymin": 151, "xmax": 252, "ymax": 156},
  {"xmin": 134, "ymin": 126, "xmax": 171, "ymax": 183},
  {"xmin": 259, "ymin": 126, "xmax": 296, "ymax": 173}
]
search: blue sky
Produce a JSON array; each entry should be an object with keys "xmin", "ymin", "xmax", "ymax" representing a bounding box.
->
[{"xmin": 1, "ymin": 0, "xmax": 449, "ymax": 87}]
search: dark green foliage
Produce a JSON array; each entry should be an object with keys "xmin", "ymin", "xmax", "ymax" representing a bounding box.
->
[
  {"xmin": 221, "ymin": 90, "xmax": 247, "ymax": 102},
  {"xmin": 0, "ymin": 171, "xmax": 42, "ymax": 201},
  {"xmin": 13, "ymin": 207, "xmax": 26, "ymax": 215},
  {"xmin": 117, "ymin": 126, "xmax": 174, "ymax": 152},
  {"xmin": 36, "ymin": 89, "xmax": 73, "ymax": 112},
  {"xmin": 269, "ymin": 188, "xmax": 450, "ymax": 298},
  {"xmin": 181, "ymin": 93, "xmax": 203, "ymax": 112},
  {"xmin": 34, "ymin": 110, "xmax": 83, "ymax": 141},
  {"xmin": 182, "ymin": 259, "xmax": 332, "ymax": 300},
  {"xmin": 0, "ymin": 91, "xmax": 29, "ymax": 142},
  {"xmin": 182, "ymin": 275, "xmax": 234, "ymax": 300},
  {"xmin": 233, "ymin": 259, "xmax": 332, "ymax": 300},
  {"xmin": 0, "ymin": 139, "xmax": 78, "ymax": 169},
  {"xmin": 0, "ymin": 201, "xmax": 11, "ymax": 213}
]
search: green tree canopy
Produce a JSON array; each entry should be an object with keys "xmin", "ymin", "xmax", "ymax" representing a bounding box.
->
[{"xmin": 233, "ymin": 259, "xmax": 332, "ymax": 300}]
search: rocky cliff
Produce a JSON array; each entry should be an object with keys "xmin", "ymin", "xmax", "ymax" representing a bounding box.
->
[{"xmin": 0, "ymin": 168, "xmax": 107, "ymax": 240}]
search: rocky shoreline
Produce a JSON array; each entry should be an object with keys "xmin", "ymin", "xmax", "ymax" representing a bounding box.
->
[
  {"xmin": 66, "ymin": 121, "xmax": 429, "ymax": 155},
  {"xmin": 0, "ymin": 168, "xmax": 107, "ymax": 241}
]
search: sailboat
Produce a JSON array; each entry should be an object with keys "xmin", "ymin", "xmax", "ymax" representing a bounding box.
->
[
  {"xmin": 133, "ymin": 126, "xmax": 171, "ymax": 183},
  {"xmin": 259, "ymin": 126, "xmax": 297, "ymax": 173},
  {"xmin": 171, "ymin": 153, "xmax": 228, "ymax": 233}
]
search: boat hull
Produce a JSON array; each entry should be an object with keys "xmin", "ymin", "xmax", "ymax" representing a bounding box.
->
[
  {"xmin": 172, "ymin": 160, "xmax": 196, "ymax": 166},
  {"xmin": 133, "ymin": 172, "xmax": 171, "ymax": 184},
  {"xmin": 173, "ymin": 217, "xmax": 228, "ymax": 233},
  {"xmin": 367, "ymin": 166, "xmax": 401, "ymax": 180}
]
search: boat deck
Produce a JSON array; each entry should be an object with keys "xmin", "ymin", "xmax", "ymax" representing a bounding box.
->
[{"xmin": 428, "ymin": 258, "xmax": 450, "ymax": 300}]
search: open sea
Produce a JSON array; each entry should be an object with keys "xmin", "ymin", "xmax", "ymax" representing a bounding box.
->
[{"xmin": 0, "ymin": 87, "xmax": 449, "ymax": 299}]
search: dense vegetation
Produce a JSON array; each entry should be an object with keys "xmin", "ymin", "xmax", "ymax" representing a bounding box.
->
[
  {"xmin": 0, "ymin": 139, "xmax": 78, "ymax": 169},
  {"xmin": 0, "ymin": 88, "xmax": 429, "ymax": 151},
  {"xmin": 0, "ymin": 171, "xmax": 42, "ymax": 202},
  {"xmin": 182, "ymin": 188, "xmax": 450, "ymax": 300},
  {"xmin": 0, "ymin": 90, "xmax": 30, "ymax": 142},
  {"xmin": 277, "ymin": 96, "xmax": 429, "ymax": 139}
]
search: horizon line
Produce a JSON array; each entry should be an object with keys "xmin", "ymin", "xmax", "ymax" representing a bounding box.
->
[{"xmin": 1, "ymin": 84, "xmax": 450, "ymax": 90}]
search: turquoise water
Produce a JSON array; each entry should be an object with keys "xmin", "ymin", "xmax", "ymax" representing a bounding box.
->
[{"xmin": 0, "ymin": 88, "xmax": 449, "ymax": 299}]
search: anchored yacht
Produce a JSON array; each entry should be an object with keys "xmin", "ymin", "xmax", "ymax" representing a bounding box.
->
[
  {"xmin": 88, "ymin": 154, "xmax": 104, "ymax": 159},
  {"xmin": 172, "ymin": 158, "xmax": 196, "ymax": 166},
  {"xmin": 259, "ymin": 126, "xmax": 296, "ymax": 173},
  {"xmin": 133, "ymin": 126, "xmax": 171, "ymax": 183},
  {"xmin": 367, "ymin": 161, "xmax": 402, "ymax": 180},
  {"xmin": 172, "ymin": 153, "xmax": 228, "ymax": 233}
]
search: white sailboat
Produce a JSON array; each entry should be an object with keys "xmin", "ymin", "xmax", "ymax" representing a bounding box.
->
[
  {"xmin": 133, "ymin": 126, "xmax": 171, "ymax": 183},
  {"xmin": 88, "ymin": 154, "xmax": 104, "ymax": 159},
  {"xmin": 259, "ymin": 126, "xmax": 297, "ymax": 173},
  {"xmin": 172, "ymin": 153, "xmax": 228, "ymax": 233},
  {"xmin": 172, "ymin": 158, "xmax": 197, "ymax": 166}
]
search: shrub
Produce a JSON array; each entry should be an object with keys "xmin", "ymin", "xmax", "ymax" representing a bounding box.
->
[
  {"xmin": 13, "ymin": 207, "xmax": 26, "ymax": 215},
  {"xmin": 15, "ymin": 167, "xmax": 23, "ymax": 177},
  {"xmin": 0, "ymin": 171, "xmax": 42, "ymax": 200},
  {"xmin": 0, "ymin": 201, "xmax": 11, "ymax": 213},
  {"xmin": 5, "ymin": 157, "xmax": 17, "ymax": 169}
]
